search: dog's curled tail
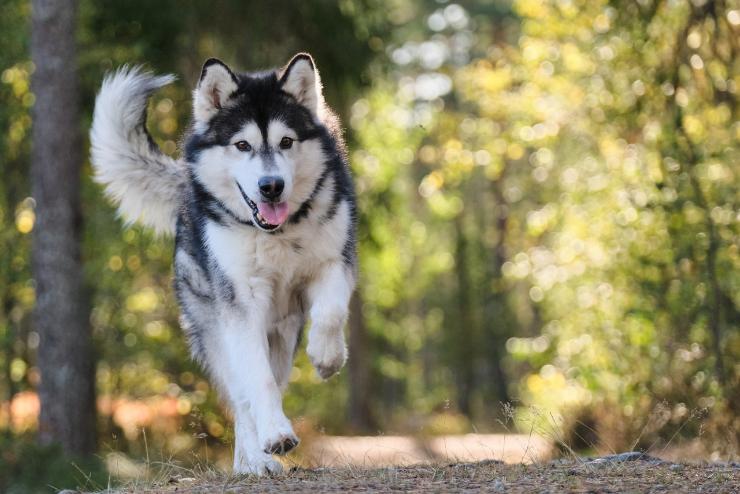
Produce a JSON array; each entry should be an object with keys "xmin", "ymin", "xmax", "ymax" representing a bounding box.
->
[{"xmin": 90, "ymin": 67, "xmax": 186, "ymax": 235}]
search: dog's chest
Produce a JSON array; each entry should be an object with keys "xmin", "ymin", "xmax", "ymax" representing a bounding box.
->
[{"xmin": 205, "ymin": 220, "xmax": 334, "ymax": 310}]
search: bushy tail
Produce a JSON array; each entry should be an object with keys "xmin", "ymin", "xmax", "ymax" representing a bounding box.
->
[{"xmin": 90, "ymin": 67, "xmax": 186, "ymax": 235}]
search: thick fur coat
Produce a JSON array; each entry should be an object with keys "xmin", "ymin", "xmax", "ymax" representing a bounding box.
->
[{"xmin": 90, "ymin": 54, "xmax": 357, "ymax": 474}]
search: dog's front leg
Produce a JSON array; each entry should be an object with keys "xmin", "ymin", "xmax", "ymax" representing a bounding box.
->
[
  {"xmin": 306, "ymin": 262, "xmax": 355, "ymax": 379},
  {"xmin": 233, "ymin": 406, "xmax": 283, "ymax": 475},
  {"xmin": 218, "ymin": 304, "xmax": 298, "ymax": 474}
]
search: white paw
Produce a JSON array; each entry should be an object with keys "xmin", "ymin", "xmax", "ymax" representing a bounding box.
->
[
  {"xmin": 256, "ymin": 413, "xmax": 299, "ymax": 456},
  {"xmin": 233, "ymin": 452, "xmax": 283, "ymax": 476},
  {"xmin": 306, "ymin": 328, "xmax": 347, "ymax": 380}
]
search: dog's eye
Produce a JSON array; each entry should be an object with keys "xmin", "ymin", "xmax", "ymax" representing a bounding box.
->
[
  {"xmin": 279, "ymin": 137, "xmax": 294, "ymax": 150},
  {"xmin": 234, "ymin": 141, "xmax": 252, "ymax": 152}
]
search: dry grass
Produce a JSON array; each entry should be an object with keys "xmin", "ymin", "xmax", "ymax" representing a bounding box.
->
[
  {"xmin": 76, "ymin": 406, "xmax": 736, "ymax": 494},
  {"xmin": 94, "ymin": 459, "xmax": 739, "ymax": 493}
]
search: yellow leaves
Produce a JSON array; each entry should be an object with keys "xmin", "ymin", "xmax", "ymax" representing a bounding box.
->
[
  {"xmin": 7, "ymin": 115, "xmax": 31, "ymax": 145},
  {"xmin": 515, "ymin": 0, "xmax": 550, "ymax": 19},
  {"xmin": 15, "ymin": 209, "xmax": 34, "ymax": 234},
  {"xmin": 126, "ymin": 255, "xmax": 141, "ymax": 271},
  {"xmin": 444, "ymin": 137, "xmax": 462, "ymax": 152},
  {"xmin": 419, "ymin": 139, "xmax": 479, "ymax": 201},
  {"xmin": 108, "ymin": 255, "xmax": 124, "ymax": 271},
  {"xmin": 626, "ymin": 317, "xmax": 654, "ymax": 347},
  {"xmin": 10, "ymin": 358, "xmax": 27, "ymax": 382},
  {"xmin": 529, "ymin": 286, "xmax": 545, "ymax": 302},
  {"xmin": 155, "ymin": 98, "xmax": 173, "ymax": 114},
  {"xmin": 409, "ymin": 221, "xmax": 427, "ymax": 247},
  {"xmin": 561, "ymin": 43, "xmax": 593, "ymax": 74},
  {"xmin": 592, "ymin": 13, "xmax": 611, "ymax": 33},
  {"xmin": 686, "ymin": 29, "xmax": 702, "ymax": 49},
  {"xmin": 682, "ymin": 114, "xmax": 705, "ymax": 141},
  {"xmin": 144, "ymin": 320, "xmax": 170, "ymax": 341},
  {"xmin": 706, "ymin": 104, "xmax": 731, "ymax": 126},
  {"xmin": 484, "ymin": 160, "xmax": 504, "ymax": 180},
  {"xmin": 728, "ymin": 10, "xmax": 740, "ymax": 25},
  {"xmin": 526, "ymin": 375, "xmax": 545, "ymax": 393},
  {"xmin": 507, "ymin": 336, "xmax": 550, "ymax": 356},
  {"xmin": 378, "ymin": 355, "xmax": 406, "ymax": 380},
  {"xmin": 555, "ymin": 0, "xmax": 579, "ymax": 19},
  {"xmin": 521, "ymin": 37, "xmax": 550, "ymax": 64},
  {"xmin": 682, "ymin": 201, "xmax": 705, "ymax": 225},
  {"xmin": 646, "ymin": 151, "xmax": 664, "ymax": 184},
  {"xmin": 526, "ymin": 204, "xmax": 557, "ymax": 236},
  {"xmin": 427, "ymin": 192, "xmax": 463, "ymax": 219},
  {"xmin": 15, "ymin": 284, "xmax": 35, "ymax": 306},
  {"xmin": 458, "ymin": 63, "xmax": 512, "ymax": 102},
  {"xmin": 126, "ymin": 287, "xmax": 160, "ymax": 313},
  {"xmin": 2, "ymin": 64, "xmax": 31, "ymax": 98},
  {"xmin": 704, "ymin": 162, "xmax": 733, "ymax": 183},
  {"xmin": 418, "ymin": 145, "xmax": 437, "ymax": 164},
  {"xmin": 689, "ymin": 54, "xmax": 704, "ymax": 70},
  {"xmin": 419, "ymin": 171, "xmax": 444, "ymax": 197},
  {"xmin": 158, "ymin": 117, "xmax": 177, "ymax": 134},
  {"xmin": 506, "ymin": 143, "xmax": 525, "ymax": 160},
  {"xmin": 526, "ymin": 367, "xmax": 566, "ymax": 394},
  {"xmin": 14, "ymin": 197, "xmax": 35, "ymax": 234},
  {"xmin": 206, "ymin": 420, "xmax": 226, "ymax": 437},
  {"xmin": 176, "ymin": 397, "xmax": 191, "ymax": 415}
]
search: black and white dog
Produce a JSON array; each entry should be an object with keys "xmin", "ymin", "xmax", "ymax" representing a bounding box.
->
[{"xmin": 90, "ymin": 54, "xmax": 357, "ymax": 474}]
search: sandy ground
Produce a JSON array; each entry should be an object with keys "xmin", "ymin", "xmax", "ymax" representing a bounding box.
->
[{"xmin": 300, "ymin": 433, "xmax": 551, "ymax": 467}]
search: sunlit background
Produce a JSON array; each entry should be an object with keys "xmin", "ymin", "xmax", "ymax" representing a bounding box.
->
[{"xmin": 0, "ymin": 0, "xmax": 738, "ymax": 490}]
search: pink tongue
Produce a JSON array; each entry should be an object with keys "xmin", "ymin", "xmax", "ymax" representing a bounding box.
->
[{"xmin": 257, "ymin": 201, "xmax": 289, "ymax": 226}]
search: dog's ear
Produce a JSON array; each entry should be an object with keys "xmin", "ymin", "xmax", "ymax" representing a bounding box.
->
[
  {"xmin": 279, "ymin": 53, "xmax": 323, "ymax": 116},
  {"xmin": 193, "ymin": 58, "xmax": 238, "ymax": 123}
]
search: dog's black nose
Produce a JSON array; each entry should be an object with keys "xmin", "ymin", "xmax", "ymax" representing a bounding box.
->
[{"xmin": 258, "ymin": 176, "xmax": 285, "ymax": 200}]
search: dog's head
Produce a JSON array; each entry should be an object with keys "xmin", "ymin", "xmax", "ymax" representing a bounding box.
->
[{"xmin": 185, "ymin": 54, "xmax": 328, "ymax": 232}]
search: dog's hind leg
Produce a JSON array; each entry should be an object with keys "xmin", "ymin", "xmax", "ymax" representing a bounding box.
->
[{"xmin": 269, "ymin": 313, "xmax": 305, "ymax": 391}]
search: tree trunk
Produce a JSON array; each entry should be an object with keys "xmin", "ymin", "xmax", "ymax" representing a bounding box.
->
[
  {"xmin": 453, "ymin": 215, "xmax": 475, "ymax": 416},
  {"xmin": 31, "ymin": 0, "xmax": 96, "ymax": 456},
  {"xmin": 484, "ymin": 170, "xmax": 512, "ymax": 407},
  {"xmin": 347, "ymin": 292, "xmax": 375, "ymax": 432}
]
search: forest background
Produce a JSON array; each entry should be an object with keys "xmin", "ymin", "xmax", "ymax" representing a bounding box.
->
[{"xmin": 0, "ymin": 0, "xmax": 737, "ymax": 490}]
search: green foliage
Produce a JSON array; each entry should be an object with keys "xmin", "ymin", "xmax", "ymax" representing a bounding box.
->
[
  {"xmin": 351, "ymin": 0, "xmax": 738, "ymax": 451},
  {"xmin": 0, "ymin": 435, "xmax": 107, "ymax": 493}
]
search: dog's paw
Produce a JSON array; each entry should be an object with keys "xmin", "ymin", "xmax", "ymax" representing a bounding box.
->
[
  {"xmin": 257, "ymin": 414, "xmax": 299, "ymax": 456},
  {"xmin": 233, "ymin": 454, "xmax": 283, "ymax": 476},
  {"xmin": 306, "ymin": 329, "xmax": 347, "ymax": 380},
  {"xmin": 264, "ymin": 434, "xmax": 299, "ymax": 455}
]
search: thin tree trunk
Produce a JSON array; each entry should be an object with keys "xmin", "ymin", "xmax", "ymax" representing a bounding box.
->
[
  {"xmin": 347, "ymin": 291, "xmax": 375, "ymax": 432},
  {"xmin": 453, "ymin": 215, "xmax": 475, "ymax": 416},
  {"xmin": 484, "ymin": 170, "xmax": 511, "ymax": 407},
  {"xmin": 31, "ymin": 0, "xmax": 96, "ymax": 456}
]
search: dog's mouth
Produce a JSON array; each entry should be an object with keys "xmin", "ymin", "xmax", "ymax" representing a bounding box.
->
[{"xmin": 236, "ymin": 182, "xmax": 289, "ymax": 232}]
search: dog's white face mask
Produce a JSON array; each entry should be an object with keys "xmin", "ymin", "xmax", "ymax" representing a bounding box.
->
[{"xmin": 188, "ymin": 55, "xmax": 327, "ymax": 232}]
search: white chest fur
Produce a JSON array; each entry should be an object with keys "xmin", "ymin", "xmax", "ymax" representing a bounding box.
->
[{"xmin": 204, "ymin": 199, "xmax": 351, "ymax": 318}]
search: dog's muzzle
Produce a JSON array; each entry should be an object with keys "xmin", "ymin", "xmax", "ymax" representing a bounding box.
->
[{"xmin": 236, "ymin": 181, "xmax": 288, "ymax": 232}]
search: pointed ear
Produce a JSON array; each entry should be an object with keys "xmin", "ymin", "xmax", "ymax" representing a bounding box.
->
[
  {"xmin": 193, "ymin": 58, "xmax": 238, "ymax": 123},
  {"xmin": 279, "ymin": 53, "xmax": 324, "ymax": 115}
]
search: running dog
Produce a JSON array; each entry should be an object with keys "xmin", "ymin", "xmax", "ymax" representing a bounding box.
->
[{"xmin": 90, "ymin": 54, "xmax": 357, "ymax": 474}]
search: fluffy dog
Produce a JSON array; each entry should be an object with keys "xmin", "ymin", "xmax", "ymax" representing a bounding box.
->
[{"xmin": 90, "ymin": 54, "xmax": 357, "ymax": 474}]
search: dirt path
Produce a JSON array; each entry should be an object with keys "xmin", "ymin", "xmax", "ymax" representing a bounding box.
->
[
  {"xmin": 300, "ymin": 433, "xmax": 551, "ymax": 466},
  {"xmin": 112, "ymin": 458, "xmax": 739, "ymax": 493}
]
